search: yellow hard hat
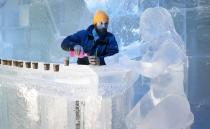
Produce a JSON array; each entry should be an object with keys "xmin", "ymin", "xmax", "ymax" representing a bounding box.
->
[{"xmin": 93, "ymin": 10, "xmax": 109, "ymax": 25}]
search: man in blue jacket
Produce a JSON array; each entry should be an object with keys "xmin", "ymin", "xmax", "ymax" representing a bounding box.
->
[{"xmin": 61, "ymin": 10, "xmax": 119, "ymax": 65}]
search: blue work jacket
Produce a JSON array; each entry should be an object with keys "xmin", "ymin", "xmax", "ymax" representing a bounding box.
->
[{"xmin": 61, "ymin": 25, "xmax": 119, "ymax": 65}]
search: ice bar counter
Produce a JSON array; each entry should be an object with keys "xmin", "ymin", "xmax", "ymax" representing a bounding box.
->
[{"xmin": 0, "ymin": 60, "xmax": 138, "ymax": 129}]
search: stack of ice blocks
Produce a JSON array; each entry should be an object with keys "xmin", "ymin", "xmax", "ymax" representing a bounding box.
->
[{"xmin": 0, "ymin": 63, "xmax": 138, "ymax": 129}]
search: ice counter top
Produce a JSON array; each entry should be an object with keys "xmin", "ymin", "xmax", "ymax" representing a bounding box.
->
[
  {"xmin": 0, "ymin": 62, "xmax": 139, "ymax": 129},
  {"xmin": 0, "ymin": 62, "xmax": 137, "ymax": 97}
]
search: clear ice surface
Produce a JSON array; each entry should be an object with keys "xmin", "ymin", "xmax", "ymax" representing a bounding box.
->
[{"xmin": 0, "ymin": 64, "xmax": 139, "ymax": 129}]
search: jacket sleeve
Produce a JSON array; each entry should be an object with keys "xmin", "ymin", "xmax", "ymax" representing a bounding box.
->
[
  {"xmin": 61, "ymin": 30, "xmax": 84, "ymax": 51},
  {"xmin": 106, "ymin": 36, "xmax": 119, "ymax": 56},
  {"xmin": 99, "ymin": 35, "xmax": 119, "ymax": 65}
]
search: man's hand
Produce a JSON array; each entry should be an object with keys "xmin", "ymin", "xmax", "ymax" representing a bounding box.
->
[
  {"xmin": 73, "ymin": 45, "xmax": 84, "ymax": 57},
  {"xmin": 88, "ymin": 56, "xmax": 100, "ymax": 65}
]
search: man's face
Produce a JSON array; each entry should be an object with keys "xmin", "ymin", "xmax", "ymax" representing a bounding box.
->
[{"xmin": 95, "ymin": 22, "xmax": 108, "ymax": 36}]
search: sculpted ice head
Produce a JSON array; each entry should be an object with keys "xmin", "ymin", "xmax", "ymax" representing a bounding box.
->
[
  {"xmin": 139, "ymin": 7, "xmax": 185, "ymax": 52},
  {"xmin": 139, "ymin": 7, "xmax": 175, "ymax": 42}
]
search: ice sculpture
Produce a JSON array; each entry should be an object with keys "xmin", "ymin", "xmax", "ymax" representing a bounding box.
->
[
  {"xmin": 106, "ymin": 7, "xmax": 194, "ymax": 129},
  {"xmin": 0, "ymin": 63, "xmax": 138, "ymax": 129}
]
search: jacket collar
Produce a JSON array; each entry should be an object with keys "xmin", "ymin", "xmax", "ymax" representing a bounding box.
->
[
  {"xmin": 86, "ymin": 25, "xmax": 107, "ymax": 39},
  {"xmin": 86, "ymin": 25, "xmax": 95, "ymax": 36}
]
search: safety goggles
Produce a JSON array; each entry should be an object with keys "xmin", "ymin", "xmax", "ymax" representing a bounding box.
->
[{"xmin": 96, "ymin": 22, "xmax": 108, "ymax": 29}]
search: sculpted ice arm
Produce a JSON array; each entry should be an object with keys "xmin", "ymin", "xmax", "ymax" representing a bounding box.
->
[
  {"xmin": 105, "ymin": 41, "xmax": 148, "ymax": 65},
  {"xmin": 123, "ymin": 42, "xmax": 184, "ymax": 78},
  {"xmin": 121, "ymin": 41, "xmax": 148, "ymax": 59}
]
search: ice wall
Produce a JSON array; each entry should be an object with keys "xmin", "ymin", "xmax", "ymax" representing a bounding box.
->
[
  {"xmin": 185, "ymin": 1, "xmax": 210, "ymax": 129},
  {"xmin": 0, "ymin": 0, "xmax": 92, "ymax": 62}
]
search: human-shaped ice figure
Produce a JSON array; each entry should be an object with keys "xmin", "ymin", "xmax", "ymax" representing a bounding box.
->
[{"xmin": 117, "ymin": 7, "xmax": 194, "ymax": 129}]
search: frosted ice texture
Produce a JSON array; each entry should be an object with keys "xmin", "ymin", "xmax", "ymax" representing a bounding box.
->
[
  {"xmin": 0, "ymin": 0, "xmax": 92, "ymax": 62},
  {"xmin": 116, "ymin": 7, "xmax": 194, "ymax": 129},
  {"xmin": 0, "ymin": 64, "xmax": 138, "ymax": 129}
]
